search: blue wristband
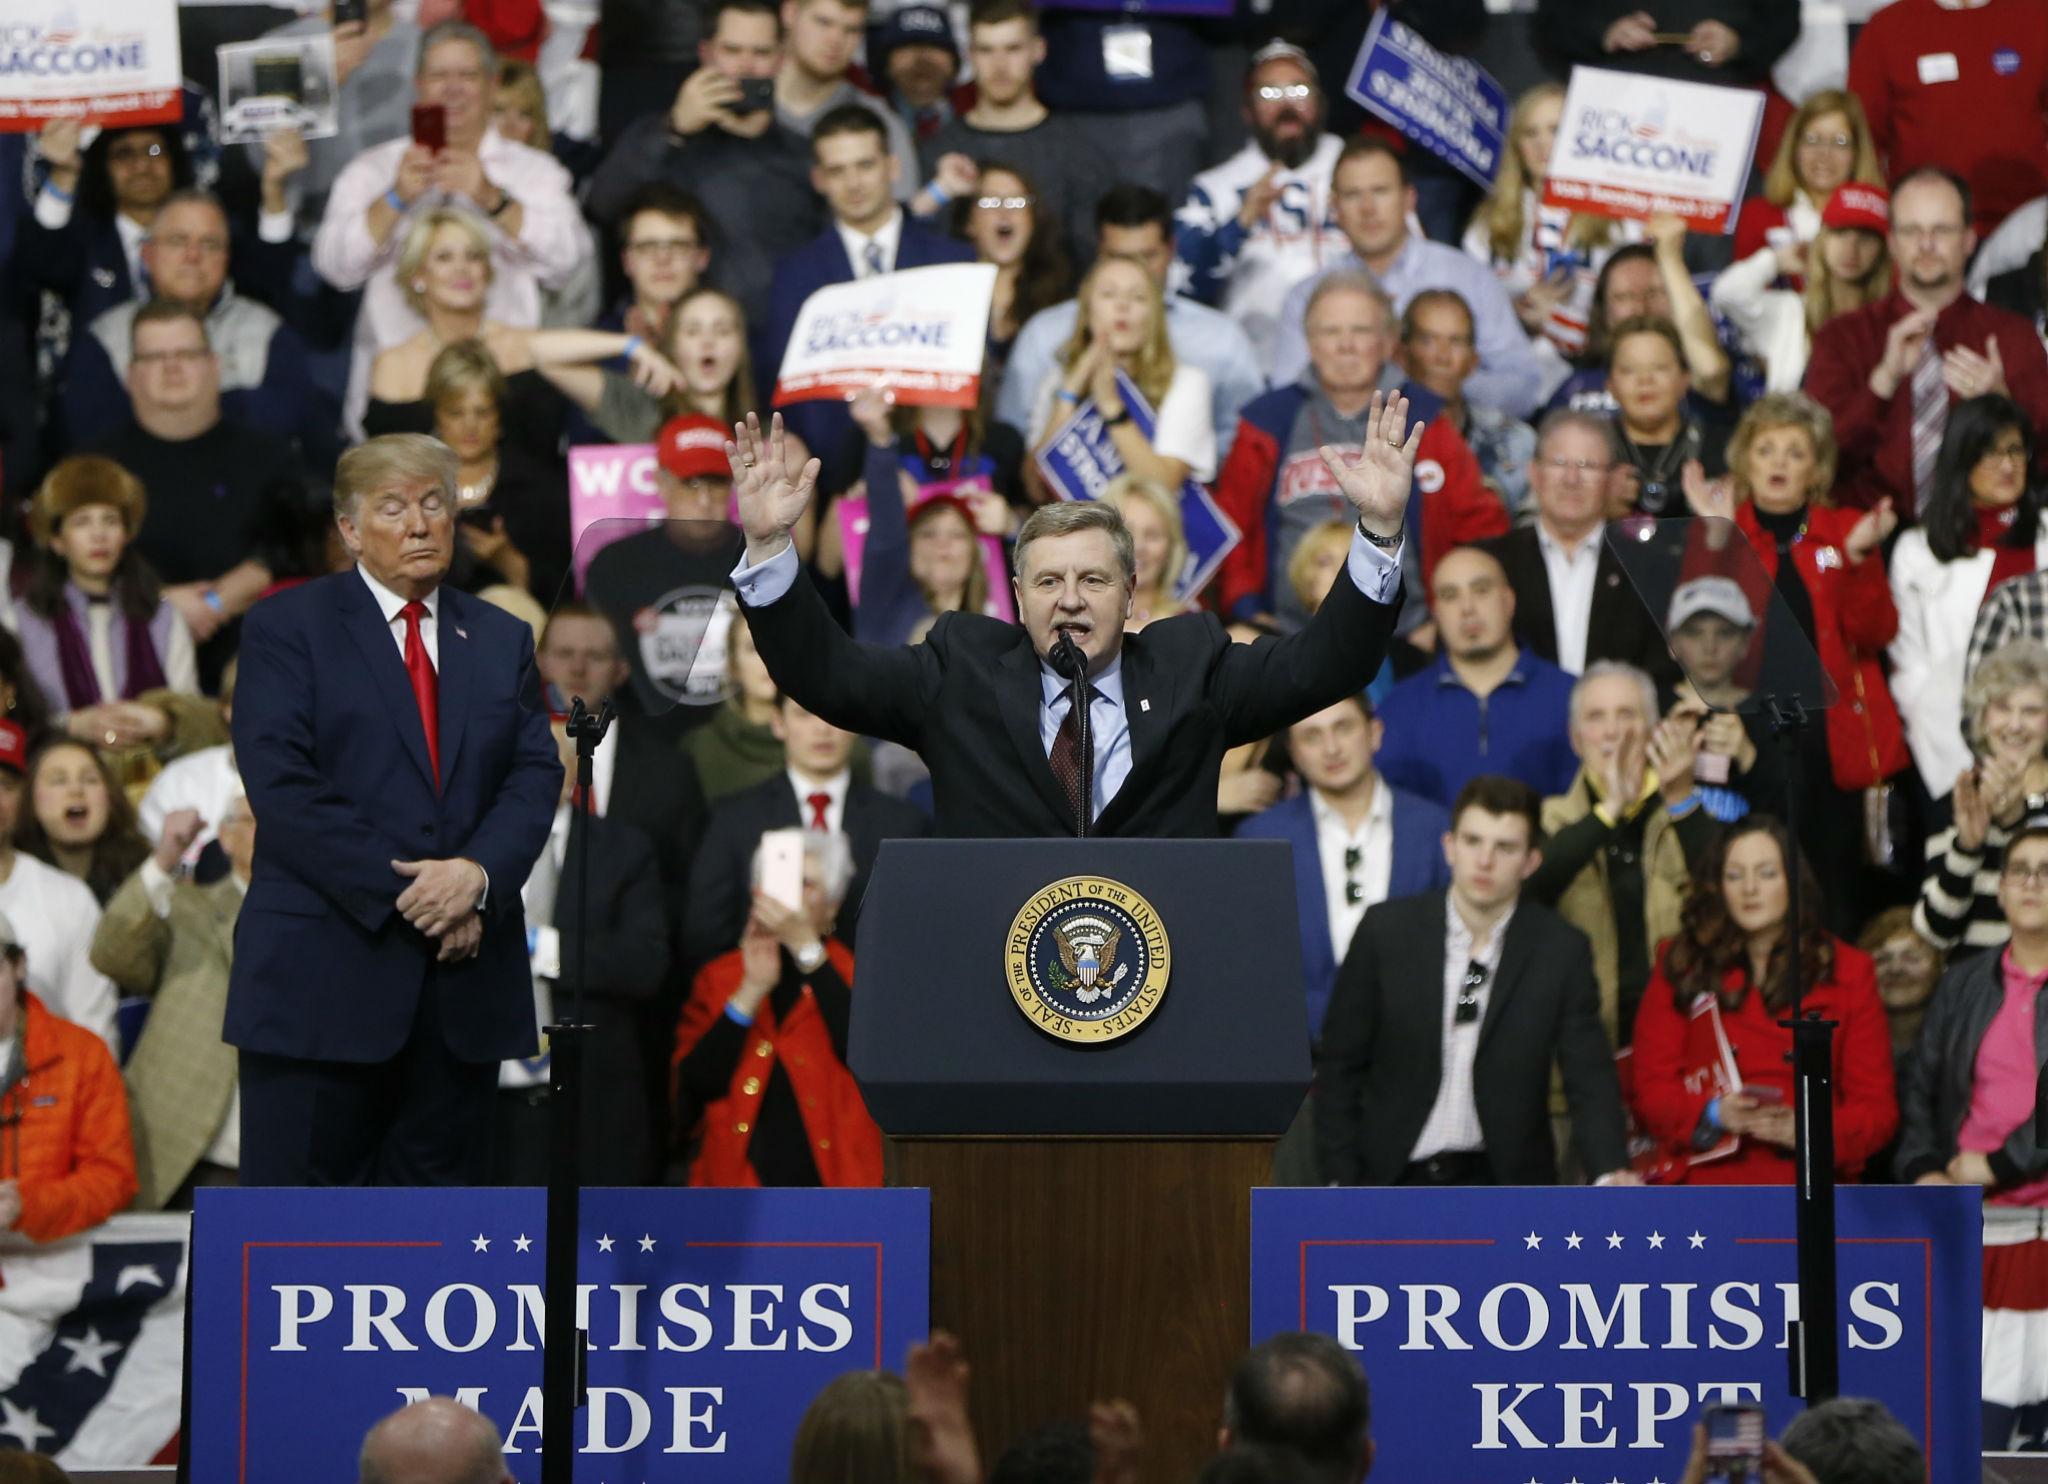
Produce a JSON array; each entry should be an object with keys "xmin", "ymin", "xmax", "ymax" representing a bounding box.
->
[
  {"xmin": 202, "ymin": 589, "xmax": 224, "ymax": 614},
  {"xmin": 1704, "ymin": 1097, "xmax": 1723, "ymax": 1131},
  {"xmin": 622, "ymin": 335, "xmax": 644, "ymax": 360},
  {"xmin": 43, "ymin": 178, "xmax": 73, "ymax": 204},
  {"xmin": 1667, "ymin": 791, "xmax": 1701, "ymax": 818},
  {"xmin": 1056, "ymin": 388, "xmax": 1081, "ymax": 405},
  {"xmin": 926, "ymin": 181, "xmax": 950, "ymax": 207},
  {"xmin": 383, "ymin": 188, "xmax": 406, "ymax": 213}
]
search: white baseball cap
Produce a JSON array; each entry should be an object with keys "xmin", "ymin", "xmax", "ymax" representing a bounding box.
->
[{"xmin": 1667, "ymin": 575, "xmax": 1756, "ymax": 633}]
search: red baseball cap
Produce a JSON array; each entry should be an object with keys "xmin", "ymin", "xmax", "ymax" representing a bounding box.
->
[
  {"xmin": 656, "ymin": 414, "xmax": 731, "ymax": 482},
  {"xmin": 0, "ymin": 720, "xmax": 28, "ymax": 776},
  {"xmin": 1821, "ymin": 183, "xmax": 1889, "ymax": 235}
]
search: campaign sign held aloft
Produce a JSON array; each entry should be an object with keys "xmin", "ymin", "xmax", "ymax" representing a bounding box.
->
[
  {"xmin": 1346, "ymin": 11, "xmax": 1508, "ymax": 190},
  {"xmin": 189, "ymin": 1187, "xmax": 930, "ymax": 1482},
  {"xmin": 1252, "ymin": 1186, "xmax": 1979, "ymax": 1483},
  {"xmin": 776, "ymin": 263, "xmax": 995, "ymax": 409},
  {"xmin": 0, "ymin": 0, "xmax": 184, "ymax": 131},
  {"xmin": 1542, "ymin": 66, "xmax": 1766, "ymax": 233}
]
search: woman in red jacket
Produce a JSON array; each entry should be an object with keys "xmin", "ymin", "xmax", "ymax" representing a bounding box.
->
[
  {"xmin": 1683, "ymin": 390, "xmax": 1909, "ymax": 932},
  {"xmin": 672, "ymin": 829, "xmax": 882, "ymax": 1188},
  {"xmin": 1631, "ymin": 817, "xmax": 1898, "ymax": 1183}
]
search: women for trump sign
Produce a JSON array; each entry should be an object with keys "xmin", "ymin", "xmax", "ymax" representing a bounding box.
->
[
  {"xmin": 1541, "ymin": 66, "xmax": 1765, "ymax": 233},
  {"xmin": 775, "ymin": 263, "xmax": 996, "ymax": 409}
]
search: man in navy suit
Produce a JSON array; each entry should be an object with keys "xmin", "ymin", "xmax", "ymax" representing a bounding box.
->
[
  {"xmin": 227, "ymin": 433, "xmax": 561, "ymax": 1186},
  {"xmin": 762, "ymin": 103, "xmax": 975, "ymax": 484}
]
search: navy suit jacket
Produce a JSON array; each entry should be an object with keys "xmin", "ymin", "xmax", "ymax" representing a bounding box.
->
[
  {"xmin": 1235, "ymin": 785, "xmax": 1451, "ymax": 1038},
  {"xmin": 225, "ymin": 572, "xmax": 562, "ymax": 1065},
  {"xmin": 763, "ymin": 219, "xmax": 977, "ymax": 482}
]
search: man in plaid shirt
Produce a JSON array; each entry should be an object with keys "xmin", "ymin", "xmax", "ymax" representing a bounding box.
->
[{"xmin": 1965, "ymin": 573, "xmax": 2048, "ymax": 686}]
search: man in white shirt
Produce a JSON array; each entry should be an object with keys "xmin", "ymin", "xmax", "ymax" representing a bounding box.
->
[{"xmin": 307, "ymin": 20, "xmax": 594, "ymax": 436}]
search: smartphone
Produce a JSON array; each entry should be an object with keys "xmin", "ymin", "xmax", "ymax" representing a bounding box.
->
[
  {"xmin": 1702, "ymin": 1402, "xmax": 1766, "ymax": 1484},
  {"xmin": 732, "ymin": 76, "xmax": 774, "ymax": 115},
  {"xmin": 411, "ymin": 102, "xmax": 446, "ymax": 152},
  {"xmin": 332, "ymin": 0, "xmax": 367, "ymax": 26},
  {"xmin": 1745, "ymin": 1085, "xmax": 1785, "ymax": 1106},
  {"xmin": 758, "ymin": 829, "xmax": 805, "ymax": 913},
  {"xmin": 1694, "ymin": 751, "xmax": 1731, "ymax": 786}
]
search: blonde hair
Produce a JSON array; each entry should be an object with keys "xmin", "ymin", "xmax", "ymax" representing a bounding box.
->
[
  {"xmin": 396, "ymin": 207, "xmax": 494, "ymax": 318},
  {"xmin": 1058, "ymin": 258, "xmax": 1175, "ymax": 410},
  {"xmin": 1965, "ymin": 640, "xmax": 2048, "ymax": 756},
  {"xmin": 1726, "ymin": 391, "xmax": 1839, "ymax": 508},
  {"xmin": 1100, "ymin": 474, "xmax": 1187, "ymax": 597},
  {"xmin": 1470, "ymin": 82, "xmax": 1614, "ymax": 264},
  {"xmin": 1763, "ymin": 90, "xmax": 1882, "ymax": 210},
  {"xmin": 787, "ymin": 1372, "xmax": 909, "ymax": 1484},
  {"xmin": 1801, "ymin": 224, "xmax": 1892, "ymax": 339},
  {"xmin": 424, "ymin": 338, "xmax": 509, "ymax": 412},
  {"xmin": 666, "ymin": 287, "xmax": 757, "ymax": 425},
  {"xmin": 1287, "ymin": 519, "xmax": 1355, "ymax": 615},
  {"xmin": 333, "ymin": 433, "xmax": 457, "ymax": 520},
  {"xmin": 495, "ymin": 59, "xmax": 549, "ymax": 139}
]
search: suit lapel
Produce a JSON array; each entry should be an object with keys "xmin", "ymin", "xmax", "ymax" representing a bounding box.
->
[
  {"xmin": 336, "ymin": 574, "xmax": 438, "ymax": 791},
  {"xmin": 1516, "ymin": 533, "xmax": 1559, "ymax": 662},
  {"xmin": 995, "ymin": 645, "xmax": 1075, "ymax": 827},
  {"xmin": 1589, "ymin": 543, "xmax": 1634, "ymax": 639},
  {"xmin": 1476, "ymin": 907, "xmax": 1532, "ymax": 1050},
  {"xmin": 436, "ymin": 589, "xmax": 474, "ymax": 783},
  {"xmin": 1094, "ymin": 640, "xmax": 1174, "ymax": 835},
  {"xmin": 1412, "ymin": 894, "xmax": 1450, "ymax": 1088}
]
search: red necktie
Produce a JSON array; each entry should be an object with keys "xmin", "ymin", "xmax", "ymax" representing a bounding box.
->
[
  {"xmin": 807, "ymin": 791, "xmax": 831, "ymax": 830},
  {"xmin": 401, "ymin": 600, "xmax": 440, "ymax": 788}
]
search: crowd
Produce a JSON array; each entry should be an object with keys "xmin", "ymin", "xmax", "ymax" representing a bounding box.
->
[{"xmin": 6, "ymin": 0, "xmax": 2048, "ymax": 1465}]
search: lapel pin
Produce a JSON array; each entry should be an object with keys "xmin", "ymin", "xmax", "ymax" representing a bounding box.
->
[
  {"xmin": 1140, "ymin": 698, "xmax": 1151, "ymax": 712},
  {"xmin": 455, "ymin": 626, "xmax": 468, "ymax": 639}
]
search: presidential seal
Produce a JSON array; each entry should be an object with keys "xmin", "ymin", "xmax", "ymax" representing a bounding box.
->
[{"xmin": 1005, "ymin": 875, "xmax": 1170, "ymax": 1043}]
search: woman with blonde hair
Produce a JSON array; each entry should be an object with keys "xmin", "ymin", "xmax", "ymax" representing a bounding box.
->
[
  {"xmin": 1732, "ymin": 90, "xmax": 1883, "ymax": 270},
  {"xmin": 1100, "ymin": 474, "xmax": 1189, "ymax": 627},
  {"xmin": 423, "ymin": 340, "xmax": 570, "ymax": 602},
  {"xmin": 1463, "ymin": 81, "xmax": 1637, "ymax": 383},
  {"xmin": 1712, "ymin": 184, "xmax": 1892, "ymax": 390},
  {"xmin": 1024, "ymin": 256, "xmax": 1215, "ymax": 500}
]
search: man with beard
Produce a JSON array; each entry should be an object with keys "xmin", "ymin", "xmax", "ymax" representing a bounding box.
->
[{"xmin": 1174, "ymin": 42, "xmax": 1350, "ymax": 375}]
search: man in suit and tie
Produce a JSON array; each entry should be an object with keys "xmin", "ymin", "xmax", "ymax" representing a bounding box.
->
[
  {"xmin": 762, "ymin": 104, "xmax": 976, "ymax": 480},
  {"xmin": 227, "ymin": 433, "xmax": 561, "ymax": 1186},
  {"xmin": 1314, "ymin": 774, "xmax": 1636, "ymax": 1187},
  {"xmin": 725, "ymin": 392, "xmax": 1418, "ymax": 837},
  {"xmin": 1479, "ymin": 409, "xmax": 1673, "ymax": 683},
  {"xmin": 683, "ymin": 692, "xmax": 929, "ymax": 975}
]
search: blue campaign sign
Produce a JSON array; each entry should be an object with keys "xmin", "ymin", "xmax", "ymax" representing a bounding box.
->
[
  {"xmin": 188, "ymin": 1186, "xmax": 930, "ymax": 1483},
  {"xmin": 1252, "ymin": 1186, "xmax": 1980, "ymax": 1483},
  {"xmin": 1345, "ymin": 11, "xmax": 1508, "ymax": 189},
  {"xmin": 1033, "ymin": 369, "xmax": 1241, "ymax": 600}
]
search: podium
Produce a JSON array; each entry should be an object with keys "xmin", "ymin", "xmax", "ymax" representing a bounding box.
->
[{"xmin": 851, "ymin": 839, "xmax": 1309, "ymax": 1482}]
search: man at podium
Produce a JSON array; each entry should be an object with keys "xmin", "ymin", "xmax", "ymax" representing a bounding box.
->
[{"xmin": 722, "ymin": 396, "xmax": 1419, "ymax": 837}]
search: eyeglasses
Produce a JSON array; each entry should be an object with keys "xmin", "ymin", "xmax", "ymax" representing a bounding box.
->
[
  {"xmin": 132, "ymin": 348, "xmax": 211, "ymax": 366},
  {"xmin": 1456, "ymin": 960, "xmax": 1488, "ymax": 1024},
  {"xmin": 1344, "ymin": 846, "xmax": 1363, "ymax": 906},
  {"xmin": 1894, "ymin": 223, "xmax": 1966, "ymax": 243},
  {"xmin": 1539, "ymin": 455, "xmax": 1611, "ymax": 480},
  {"xmin": 627, "ymin": 238, "xmax": 701, "ymax": 259},
  {"xmin": 153, "ymin": 232, "xmax": 228, "ymax": 256},
  {"xmin": 1797, "ymin": 132, "xmax": 1854, "ymax": 151},
  {"xmin": 975, "ymin": 194, "xmax": 1034, "ymax": 210},
  {"xmin": 2006, "ymin": 863, "xmax": 2048, "ymax": 886},
  {"xmin": 1256, "ymin": 84, "xmax": 1313, "ymax": 103},
  {"xmin": 1981, "ymin": 441, "xmax": 2030, "ymax": 465}
]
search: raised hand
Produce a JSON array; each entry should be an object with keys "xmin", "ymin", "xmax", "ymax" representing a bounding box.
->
[
  {"xmin": 906, "ymin": 1331, "xmax": 981, "ymax": 1484},
  {"xmin": 1843, "ymin": 497, "xmax": 1897, "ymax": 562},
  {"xmin": 1088, "ymin": 1399, "xmax": 1143, "ymax": 1484},
  {"xmin": 1316, "ymin": 390, "xmax": 1421, "ymax": 541},
  {"xmin": 728, "ymin": 412, "xmax": 821, "ymax": 564},
  {"xmin": 1680, "ymin": 458, "xmax": 1735, "ymax": 521},
  {"xmin": 1952, "ymin": 765, "xmax": 1991, "ymax": 851}
]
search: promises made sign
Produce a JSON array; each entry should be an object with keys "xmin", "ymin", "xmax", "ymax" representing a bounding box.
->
[{"xmin": 1541, "ymin": 66, "xmax": 1765, "ymax": 233}]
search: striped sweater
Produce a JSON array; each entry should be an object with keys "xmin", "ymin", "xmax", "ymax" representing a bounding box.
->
[{"xmin": 1914, "ymin": 803, "xmax": 2048, "ymax": 957}]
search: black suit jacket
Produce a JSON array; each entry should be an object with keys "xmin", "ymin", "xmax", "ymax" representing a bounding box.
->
[
  {"xmin": 1480, "ymin": 526, "xmax": 1677, "ymax": 688},
  {"xmin": 607, "ymin": 714, "xmax": 708, "ymax": 911},
  {"xmin": 681, "ymin": 772, "xmax": 931, "ymax": 976},
  {"xmin": 740, "ymin": 562, "xmax": 1401, "ymax": 838},
  {"xmin": 1313, "ymin": 890, "xmax": 1628, "ymax": 1185}
]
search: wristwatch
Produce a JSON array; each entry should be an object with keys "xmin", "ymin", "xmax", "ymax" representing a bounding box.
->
[
  {"xmin": 793, "ymin": 941, "xmax": 827, "ymax": 973},
  {"xmin": 1358, "ymin": 518, "xmax": 1403, "ymax": 550},
  {"xmin": 488, "ymin": 188, "xmax": 514, "ymax": 218}
]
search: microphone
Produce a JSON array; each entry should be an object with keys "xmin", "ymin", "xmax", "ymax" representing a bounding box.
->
[
  {"xmin": 1049, "ymin": 630, "xmax": 1085, "ymax": 679},
  {"xmin": 1049, "ymin": 631, "xmax": 1090, "ymax": 838}
]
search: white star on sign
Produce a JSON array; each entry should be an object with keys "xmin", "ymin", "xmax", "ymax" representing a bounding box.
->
[
  {"xmin": 1650, "ymin": 1476, "xmax": 1668, "ymax": 1484},
  {"xmin": 59, "ymin": 1326, "xmax": 122, "ymax": 1377},
  {"xmin": 1688, "ymin": 1231, "xmax": 1707, "ymax": 1249},
  {"xmin": 0, "ymin": 1397, "xmax": 55, "ymax": 1452},
  {"xmin": 115, "ymin": 1263, "xmax": 163, "ymax": 1294},
  {"xmin": 1606, "ymin": 1232, "xmax": 1624, "ymax": 1249},
  {"xmin": 1647, "ymin": 1231, "xmax": 1666, "ymax": 1249},
  {"xmin": 1564, "ymin": 1231, "xmax": 1583, "ymax": 1250},
  {"xmin": 596, "ymin": 1234, "xmax": 615, "ymax": 1252},
  {"xmin": 472, "ymin": 1234, "xmax": 490, "ymax": 1252},
  {"xmin": 638, "ymin": 1235, "xmax": 656, "ymax": 1252},
  {"xmin": 514, "ymin": 1234, "xmax": 533, "ymax": 1253},
  {"xmin": 1524, "ymin": 1232, "xmax": 1542, "ymax": 1249}
]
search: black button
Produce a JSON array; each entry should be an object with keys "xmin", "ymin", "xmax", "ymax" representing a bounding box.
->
[{"xmin": 422, "ymin": 824, "xmax": 435, "ymax": 836}]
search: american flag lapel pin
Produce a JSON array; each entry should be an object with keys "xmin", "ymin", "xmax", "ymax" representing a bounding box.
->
[{"xmin": 455, "ymin": 626, "xmax": 469, "ymax": 639}]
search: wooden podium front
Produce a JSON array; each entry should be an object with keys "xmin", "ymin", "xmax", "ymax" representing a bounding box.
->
[{"xmin": 887, "ymin": 1136, "xmax": 1272, "ymax": 1484}]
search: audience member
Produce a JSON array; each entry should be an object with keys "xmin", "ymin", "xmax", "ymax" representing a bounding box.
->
[
  {"xmin": 673, "ymin": 827, "xmax": 882, "ymax": 1186},
  {"xmin": 1803, "ymin": 167, "xmax": 2048, "ymax": 519},
  {"xmin": 311, "ymin": 20, "xmax": 593, "ymax": 434},
  {"xmin": 585, "ymin": 0, "xmax": 825, "ymax": 333},
  {"xmin": 1732, "ymin": 89, "xmax": 1885, "ymax": 268},
  {"xmin": 92, "ymin": 798, "xmax": 250, "ymax": 1208},
  {"xmin": 19, "ymin": 120, "xmax": 194, "ymax": 331},
  {"xmin": 1915, "ymin": 640, "xmax": 2048, "ymax": 959},
  {"xmin": 1174, "ymin": 42, "xmax": 1348, "ymax": 374},
  {"xmin": 1217, "ymin": 273, "xmax": 1499, "ymax": 637},
  {"xmin": 1660, "ymin": 579, "xmax": 1793, "ymax": 826},
  {"xmin": 1374, "ymin": 547, "xmax": 1578, "ymax": 807},
  {"xmin": 1779, "ymin": 1397, "xmax": 1928, "ymax": 1484},
  {"xmin": 1713, "ymin": 183, "xmax": 1893, "ymax": 394},
  {"xmin": 565, "ymin": 287, "xmax": 767, "ymax": 449},
  {"xmin": 1218, "ymin": 1332, "xmax": 1373, "ymax": 1484},
  {"xmin": 0, "ymin": 721, "xmax": 115, "ymax": 1050},
  {"xmin": 1315, "ymin": 774, "xmax": 1634, "ymax": 1186},
  {"xmin": 1861, "ymin": 907, "xmax": 1944, "ymax": 1065},
  {"xmin": 86, "ymin": 301, "xmax": 307, "ymax": 685},
  {"xmin": 1543, "ymin": 232, "xmax": 1734, "ymax": 420},
  {"xmin": 17, "ymin": 457, "xmax": 199, "ymax": 748},
  {"xmin": 1608, "ymin": 315, "xmax": 1731, "ymax": 513},
  {"xmin": 999, "ymin": 184, "xmax": 1263, "ymax": 461},
  {"xmin": 1399, "ymin": 290, "xmax": 1537, "ymax": 517},
  {"xmin": 1032, "ymin": 8, "xmax": 1210, "ymax": 205},
  {"xmin": 924, "ymin": 0, "xmax": 1096, "ymax": 267},
  {"xmin": 1463, "ymin": 81, "xmax": 1639, "ymax": 397},
  {"xmin": 1849, "ymin": 0, "xmax": 2048, "ymax": 237},
  {"xmin": 1100, "ymin": 477, "xmax": 1190, "ymax": 628},
  {"xmin": 0, "ymin": 906, "xmax": 136, "ymax": 1243},
  {"xmin": 17, "ymin": 739, "xmax": 151, "ymax": 908},
  {"xmin": 1969, "ymin": 558, "xmax": 2048, "ymax": 689},
  {"xmin": 683, "ymin": 693, "xmax": 928, "ymax": 970},
  {"xmin": 1479, "ymin": 410, "xmax": 1670, "ymax": 678},
  {"xmin": 1533, "ymin": 0, "xmax": 1797, "ymax": 89},
  {"xmin": 786, "ymin": 1370, "xmax": 910, "ymax": 1478},
  {"xmin": 1272, "ymin": 140, "xmax": 1540, "ymax": 417},
  {"xmin": 1889, "ymin": 395, "xmax": 2048, "ymax": 800},
  {"xmin": 683, "ymin": 612, "xmax": 804, "ymax": 803},
  {"xmin": 1630, "ymin": 816, "xmax": 1898, "ymax": 1182},
  {"xmin": 773, "ymin": 0, "xmax": 920, "ymax": 196},
  {"xmin": 960, "ymin": 163, "xmax": 1072, "ymax": 375},
  {"xmin": 357, "ymin": 1397, "xmax": 515, "ymax": 1484},
  {"xmin": 1024, "ymin": 256, "xmax": 1217, "ymax": 496},
  {"xmin": 600, "ymin": 183, "xmax": 712, "ymax": 352},
  {"xmin": 1531, "ymin": 664, "xmax": 1711, "ymax": 1052},
  {"xmin": 136, "ymin": 660, "xmax": 241, "ymax": 868},
  {"xmin": 498, "ymin": 717, "xmax": 672, "ymax": 1185},
  {"xmin": 60, "ymin": 189, "xmax": 333, "ymax": 459},
  {"xmin": 872, "ymin": 5, "xmax": 966, "ymax": 148}
]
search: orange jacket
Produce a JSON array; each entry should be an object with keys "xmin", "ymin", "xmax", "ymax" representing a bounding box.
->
[
  {"xmin": 1, "ymin": 992, "xmax": 138, "ymax": 1241},
  {"xmin": 672, "ymin": 944, "xmax": 882, "ymax": 1188}
]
